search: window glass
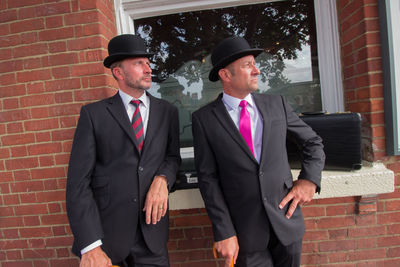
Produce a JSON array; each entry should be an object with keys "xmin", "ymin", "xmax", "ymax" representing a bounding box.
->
[{"xmin": 134, "ymin": 0, "xmax": 320, "ymax": 148}]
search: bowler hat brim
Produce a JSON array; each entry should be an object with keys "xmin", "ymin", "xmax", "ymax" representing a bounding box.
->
[
  {"xmin": 208, "ymin": 48, "xmax": 263, "ymax": 82},
  {"xmin": 103, "ymin": 52, "xmax": 153, "ymax": 68}
]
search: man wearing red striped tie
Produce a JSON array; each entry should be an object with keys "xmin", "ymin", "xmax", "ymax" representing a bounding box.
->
[
  {"xmin": 192, "ymin": 37, "xmax": 325, "ymax": 267},
  {"xmin": 66, "ymin": 34, "xmax": 181, "ymax": 267}
]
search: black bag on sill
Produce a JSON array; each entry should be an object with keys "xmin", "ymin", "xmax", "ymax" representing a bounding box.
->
[{"xmin": 287, "ymin": 112, "xmax": 362, "ymax": 171}]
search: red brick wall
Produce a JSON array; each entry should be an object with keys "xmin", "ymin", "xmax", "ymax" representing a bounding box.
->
[
  {"xmin": 1, "ymin": 0, "xmax": 400, "ymax": 266},
  {"xmin": 0, "ymin": 0, "xmax": 117, "ymax": 266}
]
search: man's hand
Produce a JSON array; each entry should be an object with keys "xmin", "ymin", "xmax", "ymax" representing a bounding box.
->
[
  {"xmin": 143, "ymin": 176, "xmax": 169, "ymax": 224},
  {"xmin": 213, "ymin": 236, "xmax": 239, "ymax": 267},
  {"xmin": 80, "ymin": 246, "xmax": 112, "ymax": 267},
  {"xmin": 279, "ymin": 179, "xmax": 317, "ymax": 219}
]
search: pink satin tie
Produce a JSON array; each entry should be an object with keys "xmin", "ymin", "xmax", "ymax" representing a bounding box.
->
[{"xmin": 239, "ymin": 100, "xmax": 254, "ymax": 156}]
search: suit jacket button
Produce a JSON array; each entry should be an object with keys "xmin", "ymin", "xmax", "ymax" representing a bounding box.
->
[
  {"xmin": 132, "ymin": 197, "xmax": 137, "ymax": 203},
  {"xmin": 138, "ymin": 166, "xmax": 144, "ymax": 171},
  {"xmin": 263, "ymin": 197, "xmax": 267, "ymax": 201}
]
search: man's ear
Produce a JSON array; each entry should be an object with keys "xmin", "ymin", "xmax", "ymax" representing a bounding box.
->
[
  {"xmin": 112, "ymin": 67, "xmax": 123, "ymax": 80},
  {"xmin": 218, "ymin": 68, "xmax": 231, "ymax": 82}
]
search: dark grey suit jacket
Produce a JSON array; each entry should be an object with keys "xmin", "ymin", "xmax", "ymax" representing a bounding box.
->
[
  {"xmin": 192, "ymin": 93, "xmax": 324, "ymax": 252},
  {"xmin": 66, "ymin": 92, "xmax": 181, "ymax": 262}
]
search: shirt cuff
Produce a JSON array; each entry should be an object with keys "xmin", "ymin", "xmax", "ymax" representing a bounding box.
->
[{"xmin": 81, "ymin": 240, "xmax": 102, "ymax": 255}]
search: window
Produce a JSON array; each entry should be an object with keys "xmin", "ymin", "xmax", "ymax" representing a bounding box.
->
[
  {"xmin": 134, "ymin": 0, "xmax": 320, "ymax": 147},
  {"xmin": 114, "ymin": 0, "xmax": 344, "ymax": 185}
]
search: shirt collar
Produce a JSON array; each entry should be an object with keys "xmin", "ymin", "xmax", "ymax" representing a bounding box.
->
[
  {"xmin": 119, "ymin": 89, "xmax": 149, "ymax": 109},
  {"xmin": 222, "ymin": 92, "xmax": 254, "ymax": 111}
]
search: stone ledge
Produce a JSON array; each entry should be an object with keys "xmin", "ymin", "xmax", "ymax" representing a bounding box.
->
[{"xmin": 169, "ymin": 161, "xmax": 394, "ymax": 210}]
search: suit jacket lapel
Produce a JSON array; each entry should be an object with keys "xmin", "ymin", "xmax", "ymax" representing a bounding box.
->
[
  {"xmin": 212, "ymin": 94, "xmax": 258, "ymax": 163},
  {"xmin": 106, "ymin": 93, "xmax": 140, "ymax": 152},
  {"xmin": 253, "ymin": 94, "xmax": 271, "ymax": 165}
]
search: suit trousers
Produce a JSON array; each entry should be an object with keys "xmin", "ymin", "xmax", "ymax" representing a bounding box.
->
[
  {"xmin": 114, "ymin": 226, "xmax": 169, "ymax": 267},
  {"xmin": 236, "ymin": 226, "xmax": 302, "ymax": 267}
]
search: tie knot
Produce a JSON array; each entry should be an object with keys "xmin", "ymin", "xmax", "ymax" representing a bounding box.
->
[
  {"xmin": 239, "ymin": 100, "xmax": 248, "ymax": 108},
  {"xmin": 131, "ymin": 100, "xmax": 141, "ymax": 107}
]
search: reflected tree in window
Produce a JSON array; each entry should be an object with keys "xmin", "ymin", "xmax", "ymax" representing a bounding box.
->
[{"xmin": 135, "ymin": 0, "xmax": 321, "ymax": 147}]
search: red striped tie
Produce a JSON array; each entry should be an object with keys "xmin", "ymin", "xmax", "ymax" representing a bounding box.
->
[{"xmin": 131, "ymin": 100, "xmax": 144, "ymax": 152}]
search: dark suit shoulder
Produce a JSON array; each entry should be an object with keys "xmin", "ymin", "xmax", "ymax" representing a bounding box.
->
[
  {"xmin": 81, "ymin": 94, "xmax": 118, "ymax": 111},
  {"xmin": 192, "ymin": 97, "xmax": 220, "ymax": 117}
]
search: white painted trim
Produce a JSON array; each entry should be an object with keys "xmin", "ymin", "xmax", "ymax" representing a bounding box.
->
[
  {"xmin": 169, "ymin": 162, "xmax": 395, "ymax": 210},
  {"xmin": 314, "ymin": 0, "xmax": 345, "ymax": 112}
]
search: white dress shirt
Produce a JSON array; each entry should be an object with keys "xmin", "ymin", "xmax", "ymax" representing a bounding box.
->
[
  {"xmin": 80, "ymin": 90, "xmax": 150, "ymax": 255},
  {"xmin": 222, "ymin": 92, "xmax": 263, "ymax": 163}
]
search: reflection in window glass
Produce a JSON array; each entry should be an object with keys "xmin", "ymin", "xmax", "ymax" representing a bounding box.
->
[{"xmin": 135, "ymin": 0, "xmax": 321, "ymax": 148}]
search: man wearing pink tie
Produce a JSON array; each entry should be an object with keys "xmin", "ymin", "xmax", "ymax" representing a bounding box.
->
[{"xmin": 192, "ymin": 37, "xmax": 325, "ymax": 267}]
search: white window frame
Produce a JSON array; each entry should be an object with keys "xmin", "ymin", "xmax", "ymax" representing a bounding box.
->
[{"xmin": 114, "ymin": 0, "xmax": 344, "ymax": 114}]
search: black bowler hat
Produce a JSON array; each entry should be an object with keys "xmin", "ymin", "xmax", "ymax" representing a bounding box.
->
[
  {"xmin": 209, "ymin": 36, "xmax": 263, "ymax": 82},
  {"xmin": 103, "ymin": 34, "xmax": 153, "ymax": 68}
]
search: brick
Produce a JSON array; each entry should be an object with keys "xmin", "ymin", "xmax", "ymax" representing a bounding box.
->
[
  {"xmin": 52, "ymin": 66, "xmax": 71, "ymax": 79},
  {"xmin": 174, "ymin": 215, "xmax": 211, "ymax": 227},
  {"xmin": 319, "ymin": 239, "xmax": 356, "ymax": 252},
  {"xmin": 45, "ymin": 236, "xmax": 73, "ymax": 248},
  {"xmin": 49, "ymin": 258, "xmax": 79, "ymax": 267},
  {"xmin": 0, "ymin": 171, "xmax": 13, "ymax": 182},
  {"xmin": 48, "ymin": 103, "xmax": 82, "ymax": 117},
  {"xmin": 18, "ymin": 6, "xmax": 35, "ymax": 20},
  {"xmin": 20, "ymin": 193, "xmax": 37, "ymax": 204},
  {"xmin": 71, "ymin": 62, "xmax": 104, "ymax": 77},
  {"xmin": 20, "ymin": 227, "xmax": 53, "ymax": 238},
  {"xmin": 36, "ymin": 190, "xmax": 65, "ymax": 202},
  {"xmin": 35, "ymin": 2, "xmax": 71, "ymax": 16},
  {"xmin": 0, "ymin": 109, "xmax": 31, "ymax": 123},
  {"xmin": 0, "ymin": 9, "xmax": 18, "ymax": 24},
  {"xmin": 45, "ymin": 16, "xmax": 64, "ymax": 29},
  {"xmin": 31, "ymin": 107, "xmax": 49, "ymax": 119},
  {"xmin": 27, "ymin": 82, "xmax": 45, "ymax": 94},
  {"xmin": 3, "ymin": 98, "xmax": 19, "ymax": 110},
  {"xmin": 10, "ymin": 180, "xmax": 43, "ymax": 194},
  {"xmin": 17, "ymin": 69, "xmax": 51, "ymax": 83},
  {"xmin": 31, "ymin": 167, "xmax": 65, "ymax": 179},
  {"xmin": 349, "ymin": 226, "xmax": 385, "ymax": 238},
  {"xmin": 49, "ymin": 41, "xmax": 67, "ymax": 53},
  {"xmin": 5, "ymin": 157, "xmax": 39, "ymax": 170},
  {"xmin": 39, "ymin": 27, "xmax": 74, "ymax": 42},
  {"xmin": 357, "ymin": 237, "xmax": 377, "ymax": 249},
  {"xmin": 23, "ymin": 248, "xmax": 55, "ymax": 259},
  {"xmin": 0, "ymin": 217, "xmax": 24, "ymax": 228},
  {"xmin": 41, "ymin": 214, "xmax": 68, "ymax": 225},
  {"xmin": 21, "ymin": 94, "xmax": 56, "ymax": 108},
  {"xmin": 27, "ymin": 143, "xmax": 62, "ymax": 156},
  {"xmin": 0, "ymin": 59, "xmax": 23, "ymax": 73},
  {"xmin": 51, "ymin": 129, "xmax": 75, "ymax": 141},
  {"xmin": 0, "ymin": 73, "xmax": 16, "ymax": 85},
  {"xmin": 3, "ymin": 194, "xmax": 20, "ymax": 205},
  {"xmin": 65, "ymin": 11, "xmax": 100, "ymax": 25},
  {"xmin": 24, "ymin": 118, "xmax": 59, "ymax": 131},
  {"xmin": 3, "ymin": 229, "xmax": 19, "ymax": 239},
  {"xmin": 35, "ymin": 132, "xmax": 51, "ymax": 143},
  {"xmin": 349, "ymin": 248, "xmax": 386, "ymax": 261},
  {"xmin": 47, "ymin": 52, "xmax": 79, "ymax": 66},
  {"xmin": 10, "ymin": 146, "xmax": 27, "ymax": 157},
  {"xmin": 24, "ymin": 216, "xmax": 41, "ymax": 227},
  {"xmin": 45, "ymin": 78, "xmax": 81, "ymax": 91},
  {"xmin": 39, "ymin": 155, "xmax": 55, "ymax": 167},
  {"xmin": 8, "ymin": 0, "xmax": 41, "ymax": 8}
]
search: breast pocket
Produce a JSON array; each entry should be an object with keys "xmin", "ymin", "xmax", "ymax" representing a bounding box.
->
[{"xmin": 91, "ymin": 176, "xmax": 110, "ymax": 210}]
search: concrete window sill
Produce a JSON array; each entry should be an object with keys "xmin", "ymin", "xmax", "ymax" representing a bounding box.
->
[{"xmin": 169, "ymin": 161, "xmax": 394, "ymax": 210}]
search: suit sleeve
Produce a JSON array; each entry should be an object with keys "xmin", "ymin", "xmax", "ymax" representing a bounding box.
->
[
  {"xmin": 156, "ymin": 105, "xmax": 181, "ymax": 191},
  {"xmin": 283, "ymin": 97, "xmax": 325, "ymax": 192},
  {"xmin": 192, "ymin": 113, "xmax": 237, "ymax": 241},
  {"xmin": 66, "ymin": 106, "xmax": 103, "ymax": 253}
]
